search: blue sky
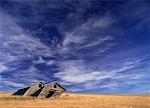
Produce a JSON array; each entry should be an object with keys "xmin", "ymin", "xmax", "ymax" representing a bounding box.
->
[{"xmin": 0, "ymin": 0, "xmax": 150, "ymax": 94}]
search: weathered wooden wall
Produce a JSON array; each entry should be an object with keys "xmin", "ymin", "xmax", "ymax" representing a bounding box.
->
[{"xmin": 23, "ymin": 82, "xmax": 44, "ymax": 97}]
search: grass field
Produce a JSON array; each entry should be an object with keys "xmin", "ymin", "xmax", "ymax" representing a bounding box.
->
[{"xmin": 0, "ymin": 93, "xmax": 150, "ymax": 108}]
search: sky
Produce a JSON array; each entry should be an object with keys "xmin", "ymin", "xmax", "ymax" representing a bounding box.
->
[{"xmin": 0, "ymin": 0, "xmax": 150, "ymax": 94}]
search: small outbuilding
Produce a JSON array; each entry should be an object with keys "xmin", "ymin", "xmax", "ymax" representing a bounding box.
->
[
  {"xmin": 13, "ymin": 81, "xmax": 65, "ymax": 99},
  {"xmin": 38, "ymin": 81, "xmax": 66, "ymax": 98}
]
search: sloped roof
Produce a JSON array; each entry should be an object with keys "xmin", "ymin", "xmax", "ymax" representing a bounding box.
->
[
  {"xmin": 31, "ymin": 82, "xmax": 44, "ymax": 86},
  {"xmin": 46, "ymin": 81, "xmax": 66, "ymax": 91}
]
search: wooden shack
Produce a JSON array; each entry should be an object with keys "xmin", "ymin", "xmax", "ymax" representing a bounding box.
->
[
  {"xmin": 13, "ymin": 81, "xmax": 65, "ymax": 99},
  {"xmin": 38, "ymin": 81, "xmax": 66, "ymax": 99}
]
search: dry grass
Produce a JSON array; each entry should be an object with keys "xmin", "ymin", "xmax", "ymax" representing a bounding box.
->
[{"xmin": 0, "ymin": 93, "xmax": 150, "ymax": 108}]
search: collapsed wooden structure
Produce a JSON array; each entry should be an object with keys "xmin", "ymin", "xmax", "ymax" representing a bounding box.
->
[{"xmin": 13, "ymin": 81, "xmax": 65, "ymax": 99}]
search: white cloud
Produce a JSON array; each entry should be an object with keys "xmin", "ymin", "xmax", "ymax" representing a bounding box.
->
[
  {"xmin": 33, "ymin": 56, "xmax": 45, "ymax": 64},
  {"xmin": 62, "ymin": 31, "xmax": 87, "ymax": 46},
  {"xmin": 0, "ymin": 64, "xmax": 8, "ymax": 73},
  {"xmin": 0, "ymin": 14, "xmax": 54, "ymax": 61},
  {"xmin": 54, "ymin": 56, "xmax": 148, "ymax": 92},
  {"xmin": 0, "ymin": 64, "xmax": 51, "ymax": 91},
  {"xmin": 61, "ymin": 15, "xmax": 114, "ymax": 47},
  {"xmin": 58, "ymin": 15, "xmax": 115, "ymax": 56},
  {"xmin": 81, "ymin": 35, "xmax": 114, "ymax": 48},
  {"xmin": 1, "ymin": 33, "xmax": 53, "ymax": 59},
  {"xmin": 0, "ymin": 80, "xmax": 25, "ymax": 88},
  {"xmin": 0, "ymin": 13, "xmax": 55, "ymax": 75},
  {"xmin": 12, "ymin": 65, "xmax": 40, "ymax": 79},
  {"xmin": 81, "ymin": 16, "xmax": 113, "ymax": 30},
  {"xmin": 46, "ymin": 60, "xmax": 55, "ymax": 66},
  {"xmin": 54, "ymin": 58, "xmax": 140, "ymax": 84},
  {"xmin": 32, "ymin": 56, "xmax": 56, "ymax": 66}
]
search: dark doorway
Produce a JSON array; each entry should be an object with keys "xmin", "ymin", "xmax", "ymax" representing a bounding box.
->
[
  {"xmin": 13, "ymin": 87, "xmax": 30, "ymax": 96},
  {"xmin": 46, "ymin": 91, "xmax": 55, "ymax": 98}
]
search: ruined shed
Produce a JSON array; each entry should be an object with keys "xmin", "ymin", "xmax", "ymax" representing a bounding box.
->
[
  {"xmin": 13, "ymin": 81, "xmax": 65, "ymax": 99},
  {"xmin": 38, "ymin": 81, "xmax": 66, "ymax": 98}
]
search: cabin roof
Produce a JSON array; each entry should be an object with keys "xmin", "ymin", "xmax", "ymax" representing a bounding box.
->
[
  {"xmin": 46, "ymin": 81, "xmax": 66, "ymax": 91},
  {"xmin": 31, "ymin": 82, "xmax": 45, "ymax": 86}
]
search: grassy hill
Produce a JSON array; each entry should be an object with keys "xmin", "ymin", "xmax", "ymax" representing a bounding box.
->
[{"xmin": 0, "ymin": 93, "xmax": 150, "ymax": 108}]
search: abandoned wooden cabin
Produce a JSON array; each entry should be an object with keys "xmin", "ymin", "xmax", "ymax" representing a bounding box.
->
[
  {"xmin": 38, "ymin": 81, "xmax": 66, "ymax": 98},
  {"xmin": 13, "ymin": 81, "xmax": 65, "ymax": 99}
]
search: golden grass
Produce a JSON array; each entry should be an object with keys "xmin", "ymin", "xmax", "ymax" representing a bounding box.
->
[{"xmin": 0, "ymin": 93, "xmax": 150, "ymax": 108}]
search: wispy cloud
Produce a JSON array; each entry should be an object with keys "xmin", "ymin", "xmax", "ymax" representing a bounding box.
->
[
  {"xmin": 61, "ymin": 16, "xmax": 114, "ymax": 47},
  {"xmin": 1, "ymin": 80, "xmax": 25, "ymax": 88},
  {"xmin": 54, "ymin": 58, "xmax": 137, "ymax": 84},
  {"xmin": 0, "ymin": 13, "xmax": 55, "ymax": 71},
  {"xmin": 57, "ymin": 14, "xmax": 115, "ymax": 58},
  {"xmin": 81, "ymin": 35, "xmax": 114, "ymax": 48},
  {"xmin": 54, "ymin": 56, "xmax": 149, "ymax": 92}
]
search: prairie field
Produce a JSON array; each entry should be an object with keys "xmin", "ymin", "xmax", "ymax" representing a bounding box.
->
[{"xmin": 0, "ymin": 93, "xmax": 150, "ymax": 108}]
